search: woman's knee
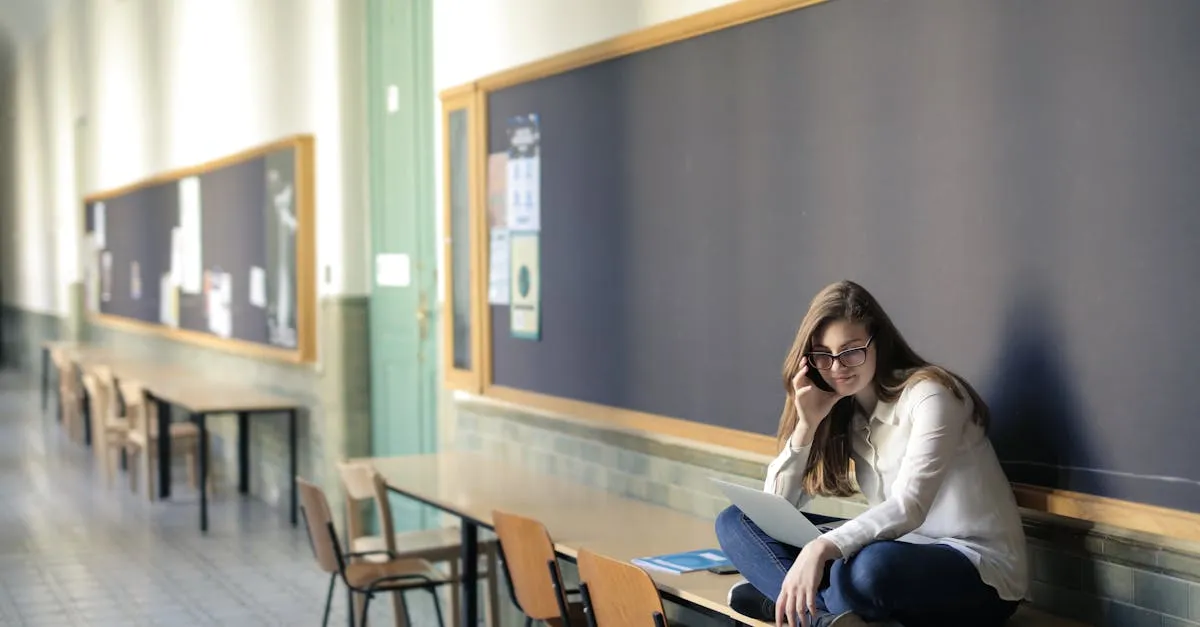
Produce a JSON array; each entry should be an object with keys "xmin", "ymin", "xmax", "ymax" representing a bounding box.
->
[
  {"xmin": 715, "ymin": 505, "xmax": 747, "ymax": 540},
  {"xmin": 837, "ymin": 542, "xmax": 908, "ymax": 605}
]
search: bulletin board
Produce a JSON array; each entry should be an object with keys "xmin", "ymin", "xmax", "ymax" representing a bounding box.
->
[{"xmin": 82, "ymin": 135, "xmax": 316, "ymax": 363}]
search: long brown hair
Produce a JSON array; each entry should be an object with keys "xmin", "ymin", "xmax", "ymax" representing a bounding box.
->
[{"xmin": 776, "ymin": 280, "xmax": 990, "ymax": 497}]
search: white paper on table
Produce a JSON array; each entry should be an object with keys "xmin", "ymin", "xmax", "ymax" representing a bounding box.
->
[
  {"xmin": 249, "ymin": 266, "xmax": 267, "ymax": 308},
  {"xmin": 178, "ymin": 177, "xmax": 203, "ymax": 294}
]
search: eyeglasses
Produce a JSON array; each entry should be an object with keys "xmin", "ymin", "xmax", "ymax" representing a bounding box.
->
[{"xmin": 807, "ymin": 336, "xmax": 874, "ymax": 370}]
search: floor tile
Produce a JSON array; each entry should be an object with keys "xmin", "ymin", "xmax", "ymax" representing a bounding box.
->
[{"xmin": 0, "ymin": 371, "xmax": 451, "ymax": 627}]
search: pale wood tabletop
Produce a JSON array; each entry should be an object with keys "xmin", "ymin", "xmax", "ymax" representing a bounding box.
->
[
  {"xmin": 365, "ymin": 451, "xmax": 771, "ymax": 626},
  {"xmin": 364, "ymin": 452, "xmax": 1088, "ymax": 627},
  {"xmin": 58, "ymin": 345, "xmax": 297, "ymax": 413}
]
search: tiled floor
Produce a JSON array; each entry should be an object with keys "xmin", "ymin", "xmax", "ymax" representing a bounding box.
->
[{"xmin": 0, "ymin": 370, "xmax": 443, "ymax": 626}]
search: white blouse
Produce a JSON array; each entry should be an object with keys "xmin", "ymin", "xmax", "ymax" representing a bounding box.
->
[{"xmin": 763, "ymin": 378, "xmax": 1028, "ymax": 602}]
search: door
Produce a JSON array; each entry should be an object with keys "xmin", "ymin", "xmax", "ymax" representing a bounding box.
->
[{"xmin": 366, "ymin": 0, "xmax": 438, "ymax": 531}]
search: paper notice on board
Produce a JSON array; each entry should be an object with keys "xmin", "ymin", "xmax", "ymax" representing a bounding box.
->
[
  {"xmin": 488, "ymin": 152, "xmax": 508, "ymax": 229},
  {"xmin": 179, "ymin": 177, "xmax": 203, "ymax": 294},
  {"xmin": 505, "ymin": 114, "xmax": 540, "ymax": 232},
  {"xmin": 509, "ymin": 231, "xmax": 540, "ymax": 340},
  {"xmin": 489, "ymin": 228, "xmax": 511, "ymax": 305},
  {"xmin": 205, "ymin": 269, "xmax": 233, "ymax": 338},
  {"xmin": 159, "ymin": 273, "xmax": 179, "ymax": 327},
  {"xmin": 249, "ymin": 266, "xmax": 267, "ymax": 308},
  {"xmin": 130, "ymin": 261, "xmax": 142, "ymax": 300},
  {"xmin": 169, "ymin": 227, "xmax": 183, "ymax": 287},
  {"xmin": 93, "ymin": 202, "xmax": 107, "ymax": 249},
  {"xmin": 100, "ymin": 251, "xmax": 112, "ymax": 302}
]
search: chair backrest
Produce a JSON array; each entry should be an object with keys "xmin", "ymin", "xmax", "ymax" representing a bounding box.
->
[
  {"xmin": 80, "ymin": 371, "xmax": 111, "ymax": 458},
  {"xmin": 335, "ymin": 461, "xmax": 398, "ymax": 554},
  {"xmin": 492, "ymin": 509, "xmax": 569, "ymax": 621},
  {"xmin": 92, "ymin": 365, "xmax": 121, "ymax": 418},
  {"xmin": 577, "ymin": 548, "xmax": 669, "ymax": 627},
  {"xmin": 297, "ymin": 477, "xmax": 344, "ymax": 576},
  {"xmin": 119, "ymin": 380, "xmax": 148, "ymax": 434}
]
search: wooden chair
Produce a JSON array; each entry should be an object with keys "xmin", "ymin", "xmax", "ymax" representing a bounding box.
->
[
  {"xmin": 80, "ymin": 368, "xmax": 129, "ymax": 487},
  {"xmin": 120, "ymin": 379, "xmax": 208, "ymax": 500},
  {"xmin": 337, "ymin": 461, "xmax": 501, "ymax": 626},
  {"xmin": 576, "ymin": 548, "xmax": 669, "ymax": 627},
  {"xmin": 492, "ymin": 509, "xmax": 588, "ymax": 627},
  {"xmin": 50, "ymin": 349, "xmax": 84, "ymax": 442},
  {"xmin": 297, "ymin": 476, "xmax": 450, "ymax": 627}
]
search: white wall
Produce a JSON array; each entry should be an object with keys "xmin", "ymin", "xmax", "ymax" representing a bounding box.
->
[
  {"xmin": 432, "ymin": 0, "xmax": 739, "ymax": 89},
  {"xmin": 3, "ymin": 0, "xmax": 370, "ymax": 316},
  {"xmin": 0, "ymin": 32, "xmax": 16, "ymax": 306}
]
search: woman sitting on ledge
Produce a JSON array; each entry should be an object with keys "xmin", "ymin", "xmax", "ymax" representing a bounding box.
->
[{"xmin": 715, "ymin": 280, "xmax": 1027, "ymax": 627}]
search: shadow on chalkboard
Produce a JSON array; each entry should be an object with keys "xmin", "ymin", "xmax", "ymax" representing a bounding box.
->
[
  {"xmin": 983, "ymin": 290, "xmax": 1108, "ymax": 623},
  {"xmin": 984, "ymin": 287, "xmax": 1094, "ymax": 496}
]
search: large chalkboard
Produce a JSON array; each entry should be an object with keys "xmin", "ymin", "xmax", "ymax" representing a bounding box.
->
[
  {"xmin": 83, "ymin": 136, "xmax": 315, "ymax": 362},
  {"xmin": 486, "ymin": 0, "xmax": 1200, "ymax": 513}
]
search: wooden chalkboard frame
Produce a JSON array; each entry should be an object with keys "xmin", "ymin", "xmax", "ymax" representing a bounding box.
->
[
  {"xmin": 81, "ymin": 135, "xmax": 317, "ymax": 364},
  {"xmin": 440, "ymin": 0, "xmax": 1200, "ymax": 541}
]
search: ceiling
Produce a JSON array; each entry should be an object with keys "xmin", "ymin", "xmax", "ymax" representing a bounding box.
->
[{"xmin": 0, "ymin": 0, "xmax": 68, "ymax": 44}]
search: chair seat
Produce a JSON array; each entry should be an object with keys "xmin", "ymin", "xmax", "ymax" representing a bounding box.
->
[
  {"xmin": 344, "ymin": 558, "xmax": 446, "ymax": 591},
  {"xmin": 126, "ymin": 422, "xmax": 199, "ymax": 447},
  {"xmin": 351, "ymin": 527, "xmax": 477, "ymax": 563}
]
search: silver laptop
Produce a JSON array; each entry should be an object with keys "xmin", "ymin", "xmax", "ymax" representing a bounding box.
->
[
  {"xmin": 710, "ymin": 478, "xmax": 836, "ymax": 547},
  {"xmin": 711, "ymin": 478, "xmax": 937, "ymax": 547}
]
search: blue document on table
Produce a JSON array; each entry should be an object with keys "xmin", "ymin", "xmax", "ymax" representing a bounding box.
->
[{"xmin": 632, "ymin": 548, "xmax": 732, "ymax": 574}]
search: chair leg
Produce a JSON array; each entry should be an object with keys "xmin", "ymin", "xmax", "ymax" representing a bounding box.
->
[
  {"xmin": 186, "ymin": 449, "xmax": 197, "ymax": 490},
  {"xmin": 390, "ymin": 590, "xmax": 409, "ymax": 627},
  {"xmin": 360, "ymin": 593, "xmax": 373, "ymax": 627},
  {"xmin": 486, "ymin": 546, "xmax": 500, "ymax": 627},
  {"xmin": 126, "ymin": 446, "xmax": 138, "ymax": 493},
  {"xmin": 353, "ymin": 590, "xmax": 366, "ymax": 626},
  {"xmin": 143, "ymin": 444, "xmax": 156, "ymax": 502},
  {"xmin": 449, "ymin": 560, "xmax": 461, "ymax": 627},
  {"xmin": 322, "ymin": 573, "xmax": 336, "ymax": 627},
  {"xmin": 429, "ymin": 586, "xmax": 446, "ymax": 627}
]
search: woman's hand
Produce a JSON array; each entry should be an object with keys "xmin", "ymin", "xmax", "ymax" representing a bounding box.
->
[
  {"xmin": 775, "ymin": 537, "xmax": 841, "ymax": 627},
  {"xmin": 789, "ymin": 358, "xmax": 843, "ymax": 447}
]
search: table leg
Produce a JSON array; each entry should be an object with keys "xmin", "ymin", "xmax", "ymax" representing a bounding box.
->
[
  {"xmin": 288, "ymin": 409, "xmax": 298, "ymax": 526},
  {"xmin": 460, "ymin": 522, "xmax": 479, "ymax": 627},
  {"xmin": 40, "ymin": 347, "xmax": 48, "ymax": 412},
  {"xmin": 82, "ymin": 389, "xmax": 92, "ymax": 446},
  {"xmin": 157, "ymin": 398, "xmax": 171, "ymax": 499},
  {"xmin": 237, "ymin": 412, "xmax": 250, "ymax": 493},
  {"xmin": 198, "ymin": 412, "xmax": 208, "ymax": 533}
]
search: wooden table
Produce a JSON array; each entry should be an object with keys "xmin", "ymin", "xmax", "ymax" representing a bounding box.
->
[
  {"xmin": 43, "ymin": 341, "xmax": 303, "ymax": 533},
  {"xmin": 365, "ymin": 451, "xmax": 770, "ymax": 627},
  {"xmin": 140, "ymin": 380, "xmax": 301, "ymax": 533}
]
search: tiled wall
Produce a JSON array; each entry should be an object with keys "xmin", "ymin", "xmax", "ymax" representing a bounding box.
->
[
  {"xmin": 454, "ymin": 397, "xmax": 1200, "ymax": 627},
  {"xmin": 3, "ymin": 294, "xmax": 372, "ymax": 513},
  {"xmin": 0, "ymin": 305, "xmax": 63, "ymax": 373}
]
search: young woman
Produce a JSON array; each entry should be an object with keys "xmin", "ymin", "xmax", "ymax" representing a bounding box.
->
[{"xmin": 715, "ymin": 281, "xmax": 1027, "ymax": 627}]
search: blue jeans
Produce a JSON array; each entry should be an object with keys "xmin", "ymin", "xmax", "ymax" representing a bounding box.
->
[{"xmin": 715, "ymin": 506, "xmax": 1019, "ymax": 627}]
